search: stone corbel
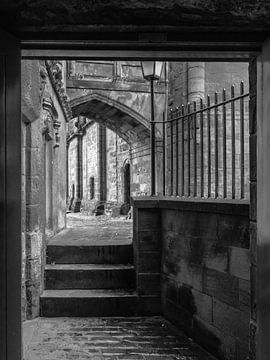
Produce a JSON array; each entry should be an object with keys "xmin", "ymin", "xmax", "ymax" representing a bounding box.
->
[
  {"xmin": 53, "ymin": 119, "xmax": 61, "ymax": 148},
  {"xmin": 42, "ymin": 93, "xmax": 60, "ymax": 146},
  {"xmin": 75, "ymin": 116, "xmax": 87, "ymax": 135}
]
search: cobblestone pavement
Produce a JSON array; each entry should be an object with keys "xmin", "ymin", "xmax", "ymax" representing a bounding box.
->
[
  {"xmin": 48, "ymin": 213, "xmax": 132, "ymax": 246},
  {"xmin": 23, "ymin": 317, "xmax": 216, "ymax": 360}
]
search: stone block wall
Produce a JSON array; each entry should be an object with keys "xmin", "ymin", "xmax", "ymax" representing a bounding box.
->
[
  {"xmin": 68, "ymin": 136, "xmax": 77, "ymax": 203},
  {"xmin": 21, "ymin": 60, "xmax": 67, "ymax": 319},
  {"xmin": 167, "ymin": 62, "xmax": 250, "ymax": 200},
  {"xmin": 106, "ymin": 129, "xmax": 130, "ymax": 203},
  {"xmin": 68, "ymin": 120, "xmax": 154, "ymax": 211},
  {"xmin": 132, "ymin": 197, "xmax": 250, "ymax": 360},
  {"xmin": 161, "ymin": 201, "xmax": 250, "ymax": 360},
  {"xmin": 81, "ymin": 123, "xmax": 99, "ymax": 211},
  {"xmin": 133, "ymin": 202, "xmax": 162, "ymax": 315}
]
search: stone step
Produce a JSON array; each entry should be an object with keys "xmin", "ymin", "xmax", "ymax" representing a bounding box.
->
[
  {"xmin": 44, "ymin": 264, "xmax": 136, "ymax": 290},
  {"xmin": 46, "ymin": 244, "xmax": 133, "ymax": 264},
  {"xmin": 40, "ymin": 289, "xmax": 139, "ymax": 317}
]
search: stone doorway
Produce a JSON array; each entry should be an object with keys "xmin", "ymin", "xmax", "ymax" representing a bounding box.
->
[
  {"xmin": 21, "ymin": 58, "xmax": 253, "ymax": 360},
  {"xmin": 123, "ymin": 161, "xmax": 131, "ymax": 205}
]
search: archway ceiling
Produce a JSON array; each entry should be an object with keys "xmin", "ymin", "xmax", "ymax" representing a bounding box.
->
[
  {"xmin": 1, "ymin": 1, "xmax": 270, "ymax": 37},
  {"xmin": 72, "ymin": 98, "xmax": 150, "ymax": 144}
]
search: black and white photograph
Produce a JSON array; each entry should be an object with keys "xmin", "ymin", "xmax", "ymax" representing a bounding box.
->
[{"xmin": 0, "ymin": 1, "xmax": 269, "ymax": 359}]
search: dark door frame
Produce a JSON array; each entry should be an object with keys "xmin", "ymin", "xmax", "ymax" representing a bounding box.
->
[{"xmin": 1, "ymin": 35, "xmax": 267, "ymax": 359}]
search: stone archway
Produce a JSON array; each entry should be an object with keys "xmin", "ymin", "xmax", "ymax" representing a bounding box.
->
[
  {"xmin": 70, "ymin": 93, "xmax": 151, "ymax": 144},
  {"xmin": 67, "ymin": 93, "xmax": 155, "ymax": 212}
]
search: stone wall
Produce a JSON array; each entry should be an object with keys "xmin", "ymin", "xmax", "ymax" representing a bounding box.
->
[
  {"xmin": 81, "ymin": 123, "xmax": 99, "ymax": 210},
  {"xmin": 70, "ymin": 121, "xmax": 154, "ymax": 212},
  {"xmin": 132, "ymin": 198, "xmax": 250, "ymax": 360},
  {"xmin": 106, "ymin": 129, "xmax": 130, "ymax": 203},
  {"xmin": 79, "ymin": 124, "xmax": 131, "ymax": 212},
  {"xmin": 68, "ymin": 136, "xmax": 77, "ymax": 207},
  {"xmin": 21, "ymin": 60, "xmax": 67, "ymax": 319},
  {"xmin": 167, "ymin": 62, "xmax": 250, "ymax": 200}
]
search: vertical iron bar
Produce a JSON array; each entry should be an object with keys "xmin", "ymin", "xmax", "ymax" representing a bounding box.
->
[
  {"xmin": 170, "ymin": 110, "xmax": 174, "ymax": 196},
  {"xmin": 175, "ymin": 108, "xmax": 179, "ymax": 196},
  {"xmin": 193, "ymin": 101, "xmax": 197, "ymax": 197},
  {"xmin": 240, "ymin": 81, "xmax": 245, "ymax": 199},
  {"xmin": 223, "ymin": 88, "xmax": 227, "ymax": 198},
  {"xmin": 200, "ymin": 98, "xmax": 204, "ymax": 198},
  {"xmin": 162, "ymin": 111, "xmax": 166, "ymax": 196},
  {"xmin": 231, "ymin": 85, "xmax": 236, "ymax": 199},
  {"xmin": 181, "ymin": 105, "xmax": 185, "ymax": 196},
  {"xmin": 150, "ymin": 78, "xmax": 156, "ymax": 196},
  {"xmin": 214, "ymin": 92, "xmax": 219, "ymax": 198},
  {"xmin": 187, "ymin": 103, "xmax": 191, "ymax": 197},
  {"xmin": 207, "ymin": 95, "xmax": 211, "ymax": 198}
]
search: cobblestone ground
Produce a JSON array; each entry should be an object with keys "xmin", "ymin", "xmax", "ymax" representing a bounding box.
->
[
  {"xmin": 23, "ymin": 317, "xmax": 216, "ymax": 360},
  {"xmin": 48, "ymin": 213, "xmax": 133, "ymax": 245}
]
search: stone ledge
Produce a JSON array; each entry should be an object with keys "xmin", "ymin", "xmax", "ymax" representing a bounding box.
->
[{"xmin": 132, "ymin": 196, "xmax": 249, "ymax": 216}]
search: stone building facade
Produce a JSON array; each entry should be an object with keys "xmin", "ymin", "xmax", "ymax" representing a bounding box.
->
[
  {"xmin": 167, "ymin": 62, "xmax": 249, "ymax": 200},
  {"xmin": 67, "ymin": 61, "xmax": 250, "ymax": 213},
  {"xmin": 21, "ymin": 60, "xmax": 70, "ymax": 319},
  {"xmin": 67, "ymin": 61, "xmax": 166, "ymax": 212}
]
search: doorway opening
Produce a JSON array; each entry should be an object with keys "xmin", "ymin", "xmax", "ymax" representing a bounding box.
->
[
  {"xmin": 123, "ymin": 161, "xmax": 131, "ymax": 206},
  {"xmin": 21, "ymin": 57, "xmax": 251, "ymax": 360}
]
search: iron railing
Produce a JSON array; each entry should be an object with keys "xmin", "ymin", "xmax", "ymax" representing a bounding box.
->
[{"xmin": 161, "ymin": 82, "xmax": 249, "ymax": 201}]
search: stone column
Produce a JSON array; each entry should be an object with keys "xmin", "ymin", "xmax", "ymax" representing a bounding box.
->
[
  {"xmin": 187, "ymin": 62, "xmax": 205, "ymax": 103},
  {"xmin": 73, "ymin": 132, "xmax": 83, "ymax": 212},
  {"xmin": 66, "ymin": 141, "xmax": 69, "ymax": 206},
  {"xmin": 98, "ymin": 123, "xmax": 107, "ymax": 202}
]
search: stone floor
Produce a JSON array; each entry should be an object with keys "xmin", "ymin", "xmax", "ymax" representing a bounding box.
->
[
  {"xmin": 49, "ymin": 213, "xmax": 133, "ymax": 246},
  {"xmin": 23, "ymin": 317, "xmax": 216, "ymax": 360}
]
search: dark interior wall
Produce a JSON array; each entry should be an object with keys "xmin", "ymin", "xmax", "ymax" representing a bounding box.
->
[
  {"xmin": 132, "ymin": 198, "xmax": 250, "ymax": 360},
  {"xmin": 2, "ymin": 1, "xmax": 270, "ymax": 41}
]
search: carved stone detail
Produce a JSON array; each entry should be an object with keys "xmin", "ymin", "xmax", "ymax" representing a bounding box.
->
[
  {"xmin": 42, "ymin": 92, "xmax": 61, "ymax": 147},
  {"xmin": 39, "ymin": 64, "xmax": 48, "ymax": 102},
  {"xmin": 45, "ymin": 60, "xmax": 73, "ymax": 121}
]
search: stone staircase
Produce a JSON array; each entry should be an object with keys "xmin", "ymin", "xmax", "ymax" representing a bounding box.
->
[{"xmin": 40, "ymin": 236, "xmax": 138, "ymax": 317}]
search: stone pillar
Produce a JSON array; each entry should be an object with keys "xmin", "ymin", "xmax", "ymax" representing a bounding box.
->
[
  {"xmin": 187, "ymin": 62, "xmax": 205, "ymax": 103},
  {"xmin": 98, "ymin": 123, "xmax": 107, "ymax": 202},
  {"xmin": 73, "ymin": 133, "xmax": 83, "ymax": 212},
  {"xmin": 66, "ymin": 141, "xmax": 69, "ymax": 206}
]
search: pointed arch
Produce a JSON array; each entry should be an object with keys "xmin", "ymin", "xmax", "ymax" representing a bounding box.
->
[{"xmin": 69, "ymin": 93, "xmax": 150, "ymax": 143}]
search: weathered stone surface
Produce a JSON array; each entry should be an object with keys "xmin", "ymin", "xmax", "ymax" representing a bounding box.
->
[
  {"xmin": 137, "ymin": 209, "xmax": 160, "ymax": 230},
  {"xmin": 229, "ymin": 246, "xmax": 250, "ymax": 281},
  {"xmin": 250, "ymin": 264, "xmax": 257, "ymax": 322},
  {"xmin": 193, "ymin": 316, "xmax": 237, "ymax": 360},
  {"xmin": 134, "ymin": 198, "xmax": 250, "ymax": 360},
  {"xmin": 250, "ymin": 221, "xmax": 257, "ymax": 266},
  {"xmin": 239, "ymin": 278, "xmax": 251, "ymax": 311},
  {"xmin": 213, "ymin": 299, "xmax": 249, "ymax": 341},
  {"xmin": 249, "ymin": 321, "xmax": 257, "ymax": 360},
  {"xmin": 250, "ymin": 181, "xmax": 257, "ymax": 222},
  {"xmin": 203, "ymin": 268, "xmax": 239, "ymax": 307},
  {"xmin": 23, "ymin": 317, "xmax": 216, "ymax": 360},
  {"xmin": 22, "ymin": 60, "xmax": 68, "ymax": 320},
  {"xmin": 137, "ymin": 252, "xmax": 160, "ymax": 273},
  {"xmin": 138, "ymin": 230, "xmax": 160, "ymax": 251},
  {"xmin": 250, "ymin": 134, "xmax": 257, "ymax": 182},
  {"xmin": 192, "ymin": 288, "xmax": 213, "ymax": 323},
  {"xmin": 137, "ymin": 274, "xmax": 160, "ymax": 296}
]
